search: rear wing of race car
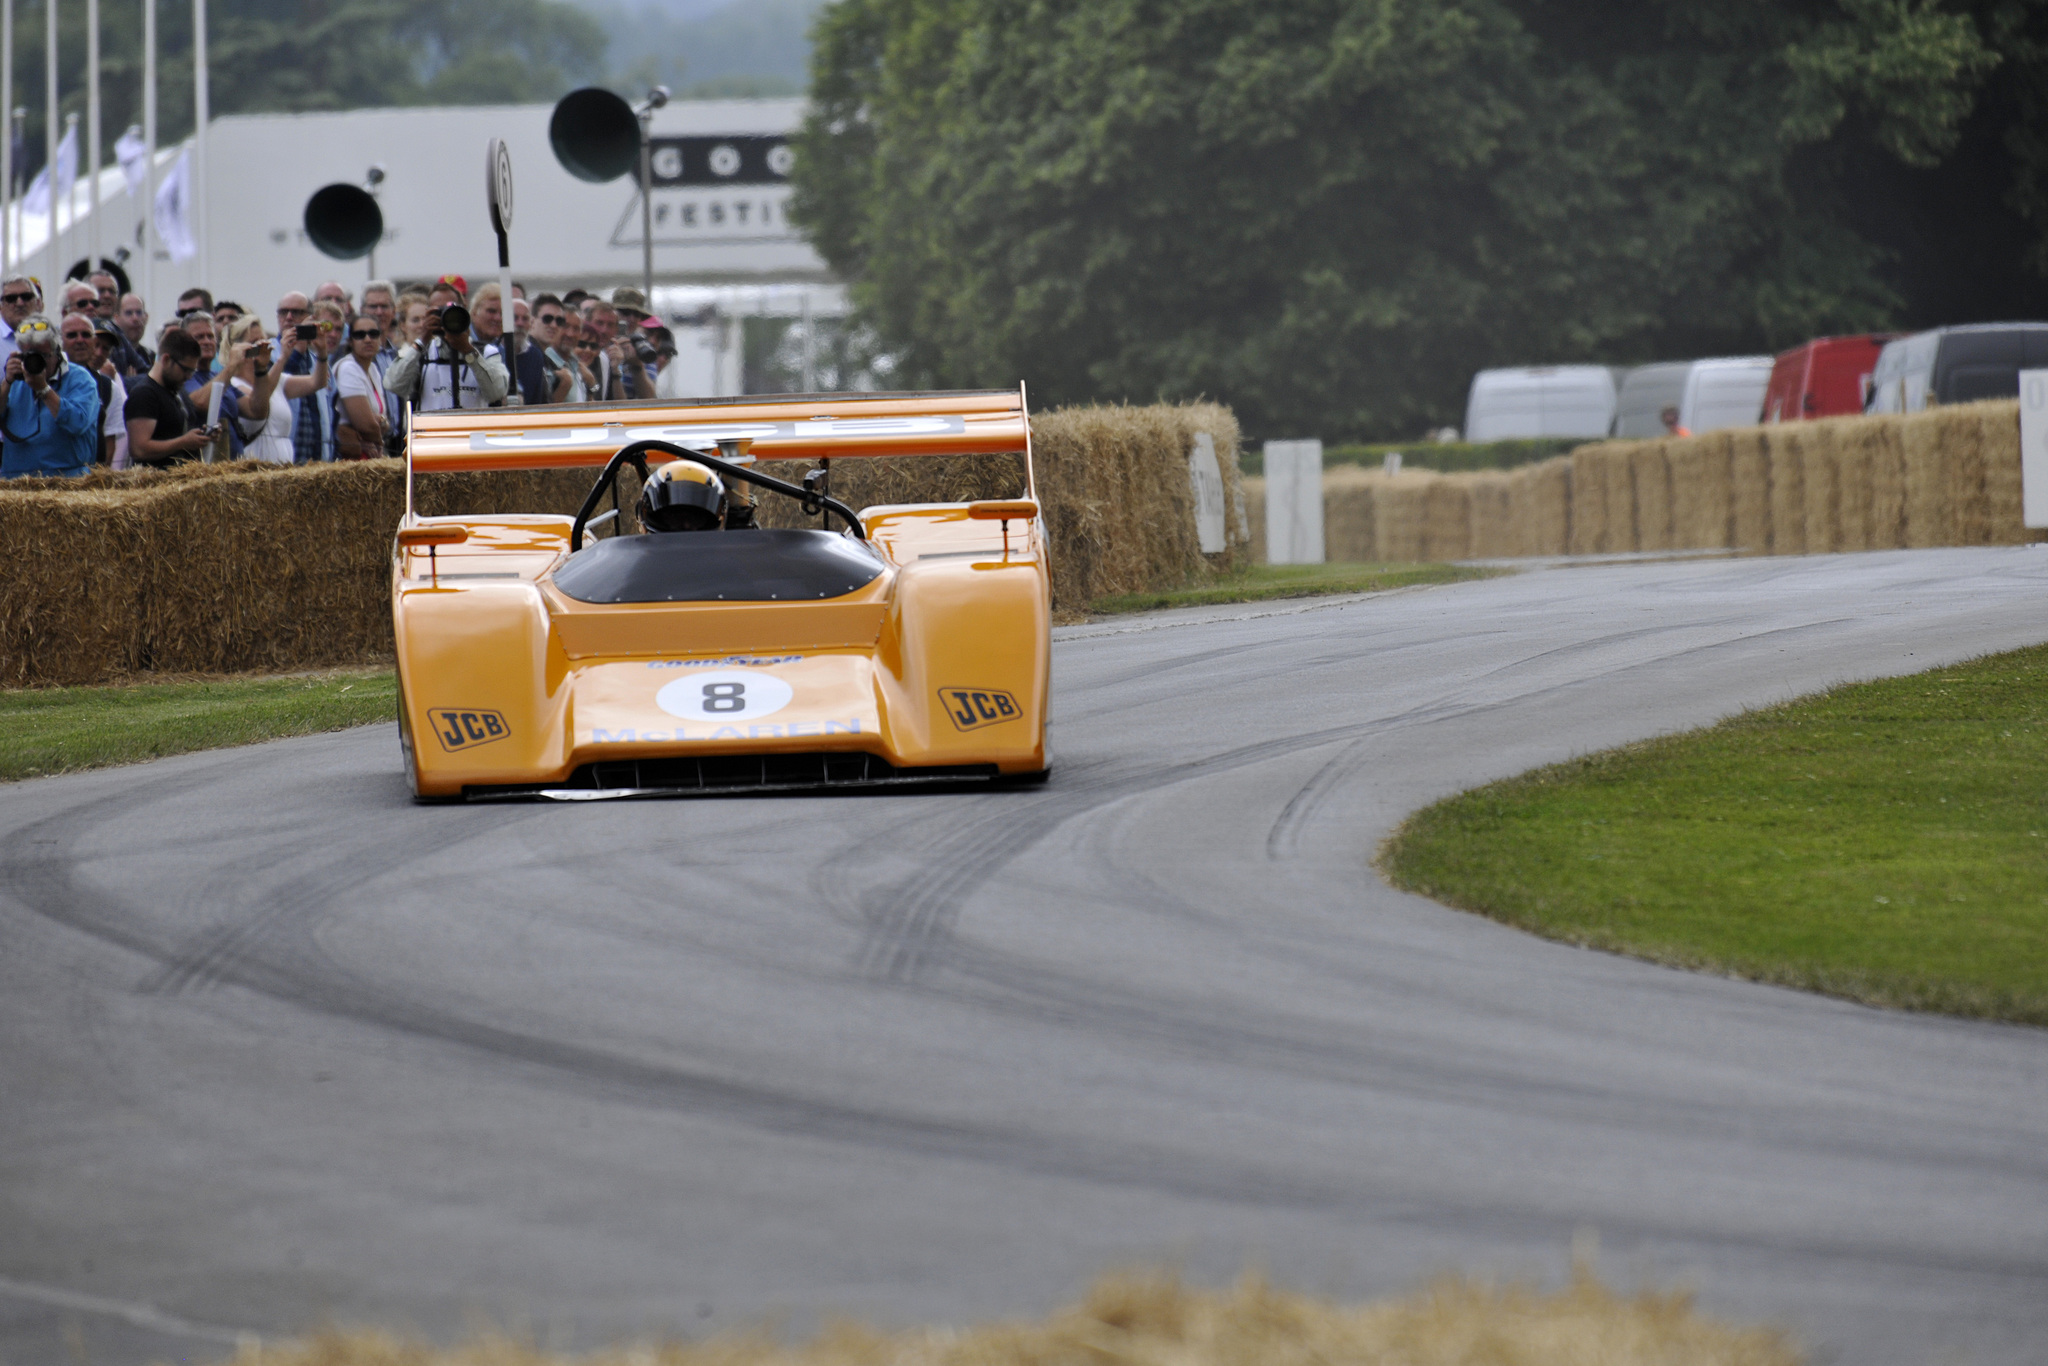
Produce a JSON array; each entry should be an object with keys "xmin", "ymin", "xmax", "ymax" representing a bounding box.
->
[{"xmin": 406, "ymin": 386, "xmax": 1034, "ymax": 517}]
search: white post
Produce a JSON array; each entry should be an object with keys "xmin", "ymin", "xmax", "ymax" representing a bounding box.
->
[
  {"xmin": 2022, "ymin": 370, "xmax": 2048, "ymax": 529},
  {"xmin": 190, "ymin": 0, "xmax": 206, "ymax": 288},
  {"xmin": 142, "ymin": 0, "xmax": 154, "ymax": 322},
  {"xmin": 86, "ymin": 0, "xmax": 98, "ymax": 271},
  {"xmin": 42, "ymin": 0, "xmax": 55, "ymax": 295},
  {"xmin": 1, "ymin": 0, "xmax": 11, "ymax": 276},
  {"xmin": 1262, "ymin": 439, "xmax": 1326, "ymax": 564},
  {"xmin": 60, "ymin": 109, "xmax": 74, "ymax": 282}
]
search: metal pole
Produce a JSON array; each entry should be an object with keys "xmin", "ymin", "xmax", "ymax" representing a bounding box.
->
[
  {"xmin": 9, "ymin": 111, "xmax": 20, "ymax": 271},
  {"xmin": 191, "ymin": 0, "xmax": 206, "ymax": 286},
  {"xmin": 86, "ymin": 0, "xmax": 98, "ymax": 270},
  {"xmin": 638, "ymin": 117, "xmax": 653, "ymax": 308},
  {"xmin": 800, "ymin": 288, "xmax": 813, "ymax": 392},
  {"xmin": 142, "ymin": 0, "xmax": 154, "ymax": 320},
  {"xmin": 43, "ymin": 0, "xmax": 55, "ymax": 293},
  {"xmin": 2, "ymin": 0, "xmax": 12, "ymax": 277}
]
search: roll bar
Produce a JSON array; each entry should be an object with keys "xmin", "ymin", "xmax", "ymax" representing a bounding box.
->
[{"xmin": 570, "ymin": 439, "xmax": 867, "ymax": 551}]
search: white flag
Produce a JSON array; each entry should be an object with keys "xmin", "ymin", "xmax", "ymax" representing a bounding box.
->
[
  {"xmin": 20, "ymin": 120, "xmax": 76, "ymax": 221},
  {"xmin": 154, "ymin": 146, "xmax": 196, "ymax": 263},
  {"xmin": 115, "ymin": 125, "xmax": 150, "ymax": 199}
]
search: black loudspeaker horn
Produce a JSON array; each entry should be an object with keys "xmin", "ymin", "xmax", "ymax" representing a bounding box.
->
[
  {"xmin": 65, "ymin": 256, "xmax": 132, "ymax": 295},
  {"xmin": 550, "ymin": 86, "xmax": 641, "ymax": 183},
  {"xmin": 303, "ymin": 183, "xmax": 384, "ymax": 260}
]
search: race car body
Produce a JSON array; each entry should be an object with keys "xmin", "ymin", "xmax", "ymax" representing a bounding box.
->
[{"xmin": 392, "ymin": 389, "xmax": 1048, "ymax": 800}]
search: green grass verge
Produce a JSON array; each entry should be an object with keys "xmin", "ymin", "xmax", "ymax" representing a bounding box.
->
[
  {"xmin": 0, "ymin": 669, "xmax": 397, "ymax": 782},
  {"xmin": 1381, "ymin": 645, "xmax": 2048, "ymax": 1025},
  {"xmin": 1092, "ymin": 562, "xmax": 1499, "ymax": 615}
]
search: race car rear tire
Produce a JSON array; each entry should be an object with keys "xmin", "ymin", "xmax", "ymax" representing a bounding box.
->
[{"xmin": 397, "ymin": 685, "xmax": 460, "ymax": 804}]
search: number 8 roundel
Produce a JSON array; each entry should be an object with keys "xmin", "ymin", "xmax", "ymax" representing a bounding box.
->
[{"xmin": 655, "ymin": 669, "xmax": 794, "ymax": 722}]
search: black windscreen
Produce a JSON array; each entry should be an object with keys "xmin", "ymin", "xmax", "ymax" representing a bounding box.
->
[{"xmin": 552, "ymin": 529, "xmax": 886, "ymax": 604}]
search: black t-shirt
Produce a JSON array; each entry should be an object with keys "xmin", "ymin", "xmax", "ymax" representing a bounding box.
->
[{"xmin": 123, "ymin": 374, "xmax": 194, "ymax": 466}]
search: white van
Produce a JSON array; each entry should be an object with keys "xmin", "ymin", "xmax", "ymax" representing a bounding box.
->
[
  {"xmin": 1864, "ymin": 324, "xmax": 2048, "ymax": 413},
  {"xmin": 1611, "ymin": 356, "xmax": 1772, "ymax": 436},
  {"xmin": 1463, "ymin": 366, "xmax": 1618, "ymax": 441}
]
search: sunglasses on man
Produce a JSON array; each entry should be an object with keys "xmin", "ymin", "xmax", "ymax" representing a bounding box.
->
[
  {"xmin": 2, "ymin": 290, "xmax": 38, "ymax": 306},
  {"xmin": 537, "ymin": 312, "xmax": 567, "ymax": 326},
  {"xmin": 350, "ymin": 328, "xmax": 382, "ymax": 339}
]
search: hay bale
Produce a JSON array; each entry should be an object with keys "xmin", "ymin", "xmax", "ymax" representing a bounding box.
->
[
  {"xmin": 1668, "ymin": 431, "xmax": 1733, "ymax": 550},
  {"xmin": 1826, "ymin": 418, "xmax": 1873, "ymax": 552},
  {"xmin": 1729, "ymin": 429, "xmax": 1771, "ymax": 552},
  {"xmin": 1796, "ymin": 424, "xmax": 1841, "ymax": 554},
  {"xmin": 1465, "ymin": 469, "xmax": 1515, "ymax": 558},
  {"xmin": 1373, "ymin": 471, "xmax": 1437, "ymax": 562},
  {"xmin": 1422, "ymin": 477, "xmax": 1473, "ymax": 560},
  {"xmin": 1243, "ymin": 475, "xmax": 1267, "ymax": 562},
  {"xmin": 1322, "ymin": 466, "xmax": 1379, "ymax": 562},
  {"xmin": 1603, "ymin": 442, "xmax": 1639, "ymax": 551},
  {"xmin": 1631, "ymin": 442, "xmax": 1673, "ymax": 551},
  {"xmin": 1899, "ymin": 408, "xmax": 1951, "ymax": 547},
  {"xmin": 1932, "ymin": 400, "xmax": 2012, "ymax": 545},
  {"xmin": 1762, "ymin": 425, "xmax": 1806, "ymax": 554},
  {"xmin": 1976, "ymin": 400, "xmax": 2026, "ymax": 543},
  {"xmin": 0, "ymin": 486, "xmax": 150, "ymax": 686},
  {"xmin": 1568, "ymin": 444, "xmax": 1612, "ymax": 554},
  {"xmin": 1854, "ymin": 417, "xmax": 1908, "ymax": 548},
  {"xmin": 1509, "ymin": 456, "xmax": 1572, "ymax": 555}
]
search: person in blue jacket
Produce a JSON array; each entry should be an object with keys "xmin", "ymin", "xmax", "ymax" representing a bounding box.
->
[{"xmin": 0, "ymin": 316, "xmax": 99, "ymax": 478}]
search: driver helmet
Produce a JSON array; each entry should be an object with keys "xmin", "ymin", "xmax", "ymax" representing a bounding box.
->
[{"xmin": 638, "ymin": 459, "xmax": 726, "ymax": 532}]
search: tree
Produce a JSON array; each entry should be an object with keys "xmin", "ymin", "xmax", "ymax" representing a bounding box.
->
[{"xmin": 793, "ymin": 0, "xmax": 2015, "ymax": 438}]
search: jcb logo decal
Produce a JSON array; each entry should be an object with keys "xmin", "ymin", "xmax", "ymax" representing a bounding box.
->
[
  {"xmin": 430, "ymin": 708, "xmax": 510, "ymax": 752},
  {"xmin": 940, "ymin": 686, "xmax": 1020, "ymax": 731}
]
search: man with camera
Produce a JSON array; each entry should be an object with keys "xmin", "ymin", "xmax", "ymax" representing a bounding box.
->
[
  {"xmin": 123, "ymin": 330, "xmax": 216, "ymax": 469},
  {"xmin": 1, "ymin": 315, "xmax": 103, "ymax": 478},
  {"xmin": 385, "ymin": 294, "xmax": 509, "ymax": 412}
]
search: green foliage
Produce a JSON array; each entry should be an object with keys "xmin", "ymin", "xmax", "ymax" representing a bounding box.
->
[
  {"xmin": 793, "ymin": 0, "xmax": 2023, "ymax": 440},
  {"xmin": 586, "ymin": 0, "xmax": 823, "ymax": 98},
  {"xmin": 0, "ymin": 669, "xmax": 396, "ymax": 782},
  {"xmin": 1382, "ymin": 644, "xmax": 2048, "ymax": 1024}
]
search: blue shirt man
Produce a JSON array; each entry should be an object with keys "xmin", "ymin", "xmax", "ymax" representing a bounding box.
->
[{"xmin": 0, "ymin": 330, "xmax": 100, "ymax": 478}]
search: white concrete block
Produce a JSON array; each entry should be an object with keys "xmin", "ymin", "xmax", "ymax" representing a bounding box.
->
[{"xmin": 1263, "ymin": 439, "xmax": 1325, "ymax": 563}]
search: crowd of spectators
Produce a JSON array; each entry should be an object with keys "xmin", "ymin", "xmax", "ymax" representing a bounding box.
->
[{"xmin": 0, "ymin": 270, "xmax": 684, "ymax": 479}]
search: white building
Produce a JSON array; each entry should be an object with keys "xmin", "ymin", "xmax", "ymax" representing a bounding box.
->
[{"xmin": 2, "ymin": 98, "xmax": 844, "ymax": 396}]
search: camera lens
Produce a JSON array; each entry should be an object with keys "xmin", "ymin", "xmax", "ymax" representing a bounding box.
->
[
  {"xmin": 21, "ymin": 351, "xmax": 46, "ymax": 375},
  {"xmin": 440, "ymin": 304, "xmax": 470, "ymax": 334}
]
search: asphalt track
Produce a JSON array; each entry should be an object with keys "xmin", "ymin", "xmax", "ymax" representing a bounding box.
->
[{"xmin": 4, "ymin": 547, "xmax": 2048, "ymax": 1366}]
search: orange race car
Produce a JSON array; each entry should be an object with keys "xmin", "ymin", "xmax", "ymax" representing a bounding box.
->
[{"xmin": 391, "ymin": 388, "xmax": 1049, "ymax": 801}]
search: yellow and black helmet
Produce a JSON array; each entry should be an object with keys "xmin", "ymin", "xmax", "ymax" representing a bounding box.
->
[{"xmin": 638, "ymin": 459, "xmax": 725, "ymax": 532}]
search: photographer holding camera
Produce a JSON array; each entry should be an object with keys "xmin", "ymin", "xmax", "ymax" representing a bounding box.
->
[
  {"xmin": 385, "ymin": 286, "xmax": 509, "ymax": 413},
  {"xmin": 0, "ymin": 315, "xmax": 101, "ymax": 478}
]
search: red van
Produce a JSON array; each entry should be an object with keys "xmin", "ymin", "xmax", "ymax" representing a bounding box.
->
[{"xmin": 1762, "ymin": 334, "xmax": 1895, "ymax": 421}]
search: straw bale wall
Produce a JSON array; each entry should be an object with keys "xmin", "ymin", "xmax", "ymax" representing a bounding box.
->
[
  {"xmin": 2, "ymin": 403, "xmax": 1245, "ymax": 687},
  {"xmin": 1239, "ymin": 400, "xmax": 2041, "ymax": 572},
  {"xmin": 1322, "ymin": 466, "xmax": 1379, "ymax": 561},
  {"xmin": 1669, "ymin": 431, "xmax": 1732, "ymax": 550}
]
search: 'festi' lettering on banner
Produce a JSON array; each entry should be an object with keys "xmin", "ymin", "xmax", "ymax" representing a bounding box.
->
[{"xmin": 585, "ymin": 719, "xmax": 864, "ymax": 744}]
